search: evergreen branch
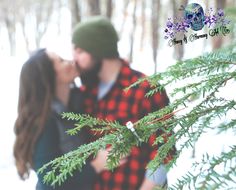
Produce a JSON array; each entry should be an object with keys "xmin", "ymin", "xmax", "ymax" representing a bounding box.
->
[
  {"xmin": 40, "ymin": 44, "xmax": 236, "ymax": 189},
  {"xmin": 38, "ymin": 135, "xmax": 113, "ymax": 186},
  {"xmin": 169, "ymin": 146, "xmax": 236, "ymax": 190},
  {"xmin": 62, "ymin": 112, "xmax": 124, "ymax": 135},
  {"xmin": 217, "ymin": 119, "xmax": 236, "ymax": 134}
]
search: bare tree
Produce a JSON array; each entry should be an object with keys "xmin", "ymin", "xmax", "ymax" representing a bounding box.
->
[
  {"xmin": 106, "ymin": 0, "xmax": 113, "ymax": 19},
  {"xmin": 172, "ymin": 0, "xmax": 188, "ymax": 61},
  {"xmin": 87, "ymin": 0, "xmax": 101, "ymax": 15},
  {"xmin": 202, "ymin": 0, "xmax": 209, "ymax": 53},
  {"xmin": 212, "ymin": 0, "xmax": 226, "ymax": 50},
  {"xmin": 140, "ymin": 0, "xmax": 146, "ymax": 51},
  {"xmin": 119, "ymin": 0, "xmax": 130, "ymax": 36},
  {"xmin": 70, "ymin": 0, "xmax": 81, "ymax": 27},
  {"xmin": 129, "ymin": 0, "xmax": 137, "ymax": 63},
  {"xmin": 4, "ymin": 12, "xmax": 16, "ymax": 56},
  {"xmin": 54, "ymin": 0, "xmax": 62, "ymax": 35},
  {"xmin": 34, "ymin": 1, "xmax": 54, "ymax": 48},
  {"xmin": 151, "ymin": 0, "xmax": 160, "ymax": 73},
  {"xmin": 2, "ymin": 0, "xmax": 55, "ymax": 53},
  {"xmin": 19, "ymin": 7, "xmax": 30, "ymax": 53},
  {"xmin": 0, "ymin": 0, "xmax": 17, "ymax": 55}
]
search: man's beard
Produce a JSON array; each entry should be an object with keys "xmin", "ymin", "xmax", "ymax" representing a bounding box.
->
[{"xmin": 76, "ymin": 59, "xmax": 102, "ymax": 87}]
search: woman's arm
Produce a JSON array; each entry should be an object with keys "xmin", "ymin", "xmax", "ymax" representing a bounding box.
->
[{"xmin": 33, "ymin": 116, "xmax": 64, "ymax": 190}]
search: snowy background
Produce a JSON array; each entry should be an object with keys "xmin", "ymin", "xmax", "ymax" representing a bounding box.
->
[{"xmin": 0, "ymin": 0, "xmax": 235, "ymax": 189}]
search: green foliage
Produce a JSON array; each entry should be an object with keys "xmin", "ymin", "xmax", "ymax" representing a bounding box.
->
[
  {"xmin": 170, "ymin": 146, "xmax": 236, "ymax": 190},
  {"xmin": 39, "ymin": 44, "xmax": 236, "ymax": 189}
]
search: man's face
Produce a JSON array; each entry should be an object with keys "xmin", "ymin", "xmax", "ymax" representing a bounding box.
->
[
  {"xmin": 73, "ymin": 46, "xmax": 101, "ymax": 86},
  {"xmin": 73, "ymin": 47, "xmax": 94, "ymax": 74}
]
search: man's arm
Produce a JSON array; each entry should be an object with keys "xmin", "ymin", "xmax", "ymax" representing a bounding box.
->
[
  {"xmin": 138, "ymin": 85, "xmax": 175, "ymax": 189},
  {"xmin": 140, "ymin": 165, "xmax": 168, "ymax": 190}
]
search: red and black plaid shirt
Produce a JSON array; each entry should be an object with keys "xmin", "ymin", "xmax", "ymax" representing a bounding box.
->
[{"xmin": 81, "ymin": 61, "xmax": 171, "ymax": 190}]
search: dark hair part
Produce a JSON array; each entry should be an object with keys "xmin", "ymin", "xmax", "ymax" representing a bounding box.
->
[{"xmin": 13, "ymin": 49, "xmax": 56, "ymax": 180}]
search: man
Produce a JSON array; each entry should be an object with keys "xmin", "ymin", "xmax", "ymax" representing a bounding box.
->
[{"xmin": 72, "ymin": 16, "xmax": 173, "ymax": 190}]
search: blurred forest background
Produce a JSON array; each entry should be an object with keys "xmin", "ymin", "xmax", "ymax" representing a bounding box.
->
[
  {"xmin": 0, "ymin": 0, "xmax": 235, "ymax": 71},
  {"xmin": 0, "ymin": 0, "xmax": 235, "ymax": 189}
]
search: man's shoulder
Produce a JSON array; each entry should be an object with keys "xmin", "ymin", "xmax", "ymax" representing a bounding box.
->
[
  {"xmin": 127, "ymin": 66, "xmax": 150, "ymax": 88},
  {"xmin": 119, "ymin": 63, "xmax": 147, "ymax": 85},
  {"xmin": 123, "ymin": 63, "xmax": 146, "ymax": 78}
]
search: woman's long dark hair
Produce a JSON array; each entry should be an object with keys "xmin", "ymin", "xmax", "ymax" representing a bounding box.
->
[{"xmin": 13, "ymin": 49, "xmax": 56, "ymax": 180}]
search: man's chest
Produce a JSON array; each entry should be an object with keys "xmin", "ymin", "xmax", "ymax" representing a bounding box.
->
[{"xmin": 83, "ymin": 88, "xmax": 143, "ymax": 124}]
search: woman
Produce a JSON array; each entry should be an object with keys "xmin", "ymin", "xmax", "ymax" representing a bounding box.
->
[{"xmin": 13, "ymin": 49, "xmax": 107, "ymax": 190}]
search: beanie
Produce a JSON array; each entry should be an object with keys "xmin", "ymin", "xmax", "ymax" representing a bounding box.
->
[{"xmin": 72, "ymin": 16, "xmax": 119, "ymax": 60}]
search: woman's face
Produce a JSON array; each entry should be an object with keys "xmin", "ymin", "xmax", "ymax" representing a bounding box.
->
[{"xmin": 47, "ymin": 51, "xmax": 78, "ymax": 84}]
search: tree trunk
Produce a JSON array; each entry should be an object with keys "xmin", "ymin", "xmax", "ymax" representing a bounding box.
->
[
  {"xmin": 5, "ymin": 17, "xmax": 16, "ymax": 56},
  {"xmin": 212, "ymin": 0, "xmax": 226, "ymax": 50},
  {"xmin": 151, "ymin": 0, "xmax": 160, "ymax": 73},
  {"xmin": 140, "ymin": 0, "xmax": 146, "ymax": 51},
  {"xmin": 20, "ymin": 18, "xmax": 31, "ymax": 54},
  {"xmin": 119, "ymin": 0, "xmax": 130, "ymax": 36},
  {"xmin": 56, "ymin": 0, "xmax": 62, "ymax": 35},
  {"xmin": 106, "ymin": 0, "xmax": 113, "ymax": 19},
  {"xmin": 172, "ymin": 0, "xmax": 188, "ymax": 61},
  {"xmin": 87, "ymin": 0, "xmax": 101, "ymax": 16},
  {"xmin": 70, "ymin": 0, "xmax": 81, "ymax": 27},
  {"xmin": 202, "ymin": 0, "xmax": 209, "ymax": 53},
  {"xmin": 35, "ymin": 1, "xmax": 54, "ymax": 48},
  {"xmin": 129, "ymin": 0, "xmax": 137, "ymax": 63}
]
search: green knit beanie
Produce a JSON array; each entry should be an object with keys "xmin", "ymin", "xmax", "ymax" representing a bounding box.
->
[{"xmin": 72, "ymin": 16, "xmax": 119, "ymax": 60}]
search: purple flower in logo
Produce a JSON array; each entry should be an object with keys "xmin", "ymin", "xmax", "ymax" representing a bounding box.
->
[
  {"xmin": 218, "ymin": 9, "xmax": 224, "ymax": 17},
  {"xmin": 167, "ymin": 20, "xmax": 173, "ymax": 29}
]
